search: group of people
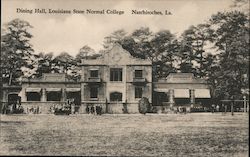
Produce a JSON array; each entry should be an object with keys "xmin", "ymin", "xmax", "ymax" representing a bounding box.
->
[
  {"xmin": 27, "ymin": 106, "xmax": 40, "ymax": 114},
  {"xmin": 176, "ymin": 107, "xmax": 187, "ymax": 114},
  {"xmin": 86, "ymin": 105, "xmax": 102, "ymax": 115},
  {"xmin": 2, "ymin": 103, "xmax": 24, "ymax": 114},
  {"xmin": 211, "ymin": 104, "xmax": 228, "ymax": 113}
]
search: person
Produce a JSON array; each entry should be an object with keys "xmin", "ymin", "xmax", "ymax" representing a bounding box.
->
[
  {"xmin": 99, "ymin": 106, "xmax": 102, "ymax": 115},
  {"xmin": 221, "ymin": 104, "xmax": 225, "ymax": 115},
  {"xmin": 216, "ymin": 105, "xmax": 220, "ymax": 112},
  {"xmin": 178, "ymin": 106, "xmax": 181, "ymax": 113},
  {"xmin": 90, "ymin": 106, "xmax": 95, "ymax": 114},
  {"xmin": 211, "ymin": 104, "xmax": 215, "ymax": 113},
  {"xmin": 183, "ymin": 107, "xmax": 186, "ymax": 114},
  {"xmin": 96, "ymin": 106, "xmax": 102, "ymax": 115},
  {"xmin": 86, "ymin": 105, "xmax": 89, "ymax": 114},
  {"xmin": 96, "ymin": 106, "xmax": 100, "ymax": 115},
  {"xmin": 2, "ymin": 103, "xmax": 7, "ymax": 114},
  {"xmin": 71, "ymin": 102, "xmax": 75, "ymax": 114},
  {"xmin": 36, "ymin": 106, "xmax": 40, "ymax": 114}
]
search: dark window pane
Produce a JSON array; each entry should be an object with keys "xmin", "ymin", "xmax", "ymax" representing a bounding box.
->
[
  {"xmin": 90, "ymin": 86, "xmax": 98, "ymax": 98},
  {"xmin": 110, "ymin": 68, "xmax": 122, "ymax": 81},
  {"xmin": 135, "ymin": 87, "xmax": 143, "ymax": 98},
  {"xmin": 135, "ymin": 70, "xmax": 143, "ymax": 78},
  {"xmin": 90, "ymin": 70, "xmax": 99, "ymax": 78},
  {"xmin": 47, "ymin": 92, "xmax": 61, "ymax": 101},
  {"xmin": 110, "ymin": 92, "xmax": 122, "ymax": 101},
  {"xmin": 27, "ymin": 92, "xmax": 41, "ymax": 101}
]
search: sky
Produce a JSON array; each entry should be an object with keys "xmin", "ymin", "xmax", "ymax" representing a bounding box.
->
[{"xmin": 1, "ymin": 0, "xmax": 240, "ymax": 56}]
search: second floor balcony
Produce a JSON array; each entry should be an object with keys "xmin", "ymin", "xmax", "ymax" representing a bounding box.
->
[
  {"xmin": 87, "ymin": 77, "xmax": 102, "ymax": 83},
  {"xmin": 133, "ymin": 77, "xmax": 147, "ymax": 84}
]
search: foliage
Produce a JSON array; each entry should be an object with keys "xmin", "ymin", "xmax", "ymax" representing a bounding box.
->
[
  {"xmin": 208, "ymin": 11, "xmax": 249, "ymax": 99},
  {"xmin": 33, "ymin": 52, "xmax": 54, "ymax": 78},
  {"xmin": 76, "ymin": 45, "xmax": 96, "ymax": 62},
  {"xmin": 1, "ymin": 18, "xmax": 34, "ymax": 84},
  {"xmin": 138, "ymin": 97, "xmax": 150, "ymax": 114},
  {"xmin": 103, "ymin": 29, "xmax": 127, "ymax": 49}
]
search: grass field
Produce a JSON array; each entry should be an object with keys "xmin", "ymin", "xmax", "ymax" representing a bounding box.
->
[{"xmin": 0, "ymin": 113, "xmax": 249, "ymax": 156}]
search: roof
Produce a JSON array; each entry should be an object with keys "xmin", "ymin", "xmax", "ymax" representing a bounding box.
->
[
  {"xmin": 22, "ymin": 73, "xmax": 78, "ymax": 83},
  {"xmin": 80, "ymin": 43, "xmax": 152, "ymax": 66},
  {"xmin": 158, "ymin": 73, "xmax": 207, "ymax": 84}
]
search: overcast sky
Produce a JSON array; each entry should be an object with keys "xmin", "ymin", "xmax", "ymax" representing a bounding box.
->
[{"xmin": 2, "ymin": 0, "xmax": 238, "ymax": 56}]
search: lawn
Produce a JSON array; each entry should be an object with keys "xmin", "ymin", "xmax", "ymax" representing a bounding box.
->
[{"xmin": 0, "ymin": 113, "xmax": 248, "ymax": 156}]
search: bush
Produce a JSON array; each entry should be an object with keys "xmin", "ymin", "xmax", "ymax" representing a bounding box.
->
[{"xmin": 138, "ymin": 97, "xmax": 150, "ymax": 114}]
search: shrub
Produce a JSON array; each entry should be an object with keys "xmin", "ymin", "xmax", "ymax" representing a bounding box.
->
[{"xmin": 138, "ymin": 97, "xmax": 150, "ymax": 114}]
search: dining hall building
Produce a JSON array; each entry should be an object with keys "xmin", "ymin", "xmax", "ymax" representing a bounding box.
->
[{"xmin": 3, "ymin": 44, "xmax": 211, "ymax": 114}]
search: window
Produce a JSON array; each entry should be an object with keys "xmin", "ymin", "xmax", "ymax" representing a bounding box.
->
[
  {"xmin": 47, "ymin": 92, "xmax": 61, "ymax": 101},
  {"xmin": 135, "ymin": 87, "xmax": 143, "ymax": 98},
  {"xmin": 90, "ymin": 70, "xmax": 99, "ymax": 78},
  {"xmin": 27, "ymin": 92, "xmax": 41, "ymax": 101},
  {"xmin": 110, "ymin": 92, "xmax": 122, "ymax": 102},
  {"xmin": 135, "ymin": 70, "xmax": 143, "ymax": 78},
  {"xmin": 110, "ymin": 68, "xmax": 122, "ymax": 81},
  {"xmin": 90, "ymin": 86, "xmax": 98, "ymax": 98}
]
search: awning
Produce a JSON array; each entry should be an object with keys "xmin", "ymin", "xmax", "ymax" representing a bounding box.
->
[
  {"xmin": 26, "ymin": 88, "xmax": 41, "ymax": 92},
  {"xmin": 46, "ymin": 88, "xmax": 62, "ymax": 92},
  {"xmin": 154, "ymin": 88, "xmax": 169, "ymax": 92},
  {"xmin": 195, "ymin": 89, "xmax": 211, "ymax": 98},
  {"xmin": 174, "ymin": 89, "xmax": 190, "ymax": 98},
  {"xmin": 65, "ymin": 88, "xmax": 81, "ymax": 92}
]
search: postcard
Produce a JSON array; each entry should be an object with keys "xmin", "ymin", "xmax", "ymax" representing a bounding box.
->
[{"xmin": 1, "ymin": 0, "xmax": 249, "ymax": 156}]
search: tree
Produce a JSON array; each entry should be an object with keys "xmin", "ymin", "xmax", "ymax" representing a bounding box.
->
[
  {"xmin": 33, "ymin": 52, "xmax": 54, "ymax": 78},
  {"xmin": 103, "ymin": 29, "xmax": 127, "ymax": 49},
  {"xmin": 208, "ymin": 11, "xmax": 249, "ymax": 99},
  {"xmin": 1, "ymin": 18, "xmax": 34, "ymax": 85},
  {"xmin": 52, "ymin": 52, "xmax": 81, "ymax": 81},
  {"xmin": 53, "ymin": 52, "xmax": 75, "ymax": 73},
  {"xmin": 151, "ymin": 30, "xmax": 178, "ymax": 78},
  {"xmin": 179, "ymin": 24, "xmax": 215, "ymax": 78},
  {"xmin": 130, "ymin": 27, "xmax": 154, "ymax": 61},
  {"xmin": 177, "ymin": 27, "xmax": 197, "ymax": 75},
  {"xmin": 75, "ymin": 45, "xmax": 96, "ymax": 62}
]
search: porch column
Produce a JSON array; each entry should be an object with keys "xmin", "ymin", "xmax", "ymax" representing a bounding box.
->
[
  {"xmin": 41, "ymin": 88, "xmax": 46, "ymax": 102},
  {"xmin": 21, "ymin": 89, "xmax": 27, "ymax": 102},
  {"xmin": 62, "ymin": 88, "xmax": 66, "ymax": 102},
  {"xmin": 190, "ymin": 89, "xmax": 195, "ymax": 106},
  {"xmin": 80, "ymin": 83, "xmax": 86, "ymax": 113},
  {"xmin": 169, "ymin": 89, "xmax": 174, "ymax": 107}
]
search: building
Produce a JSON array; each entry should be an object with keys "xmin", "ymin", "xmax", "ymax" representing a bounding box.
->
[
  {"xmin": 20, "ymin": 73, "xmax": 81, "ymax": 114},
  {"xmin": 1, "ymin": 83, "xmax": 22, "ymax": 113},
  {"xmin": 1, "ymin": 44, "xmax": 213, "ymax": 114},
  {"xmin": 154, "ymin": 73, "xmax": 211, "ymax": 112},
  {"xmin": 80, "ymin": 44, "xmax": 152, "ymax": 113}
]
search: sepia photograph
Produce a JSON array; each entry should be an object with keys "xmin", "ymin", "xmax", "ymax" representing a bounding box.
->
[{"xmin": 0, "ymin": 0, "xmax": 249, "ymax": 156}]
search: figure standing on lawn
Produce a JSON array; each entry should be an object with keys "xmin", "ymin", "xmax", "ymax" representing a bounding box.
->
[{"xmin": 216, "ymin": 105, "xmax": 220, "ymax": 112}]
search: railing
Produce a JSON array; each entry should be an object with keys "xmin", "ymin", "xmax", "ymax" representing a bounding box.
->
[
  {"xmin": 133, "ymin": 77, "xmax": 146, "ymax": 83},
  {"xmin": 87, "ymin": 77, "xmax": 102, "ymax": 82}
]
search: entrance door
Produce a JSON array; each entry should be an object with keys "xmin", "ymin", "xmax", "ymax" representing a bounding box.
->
[
  {"xmin": 66, "ymin": 91, "xmax": 81, "ymax": 113},
  {"xmin": 110, "ymin": 92, "xmax": 122, "ymax": 102},
  {"xmin": 6, "ymin": 94, "xmax": 21, "ymax": 114}
]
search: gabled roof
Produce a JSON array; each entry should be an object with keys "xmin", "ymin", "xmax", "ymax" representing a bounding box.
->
[{"xmin": 80, "ymin": 43, "xmax": 152, "ymax": 66}]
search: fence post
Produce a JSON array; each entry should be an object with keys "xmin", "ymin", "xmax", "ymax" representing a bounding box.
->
[
  {"xmin": 247, "ymin": 101, "xmax": 249, "ymax": 113},
  {"xmin": 231, "ymin": 101, "xmax": 234, "ymax": 116},
  {"xmin": 243, "ymin": 96, "xmax": 246, "ymax": 113}
]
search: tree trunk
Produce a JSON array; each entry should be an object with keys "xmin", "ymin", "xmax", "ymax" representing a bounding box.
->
[{"xmin": 9, "ymin": 72, "xmax": 12, "ymax": 85}]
